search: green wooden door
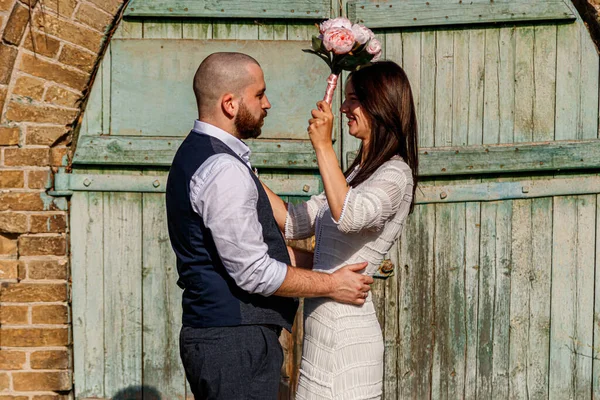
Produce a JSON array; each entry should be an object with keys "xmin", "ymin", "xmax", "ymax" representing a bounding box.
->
[
  {"xmin": 67, "ymin": 0, "xmax": 600, "ymax": 398},
  {"xmin": 340, "ymin": 1, "xmax": 600, "ymax": 399},
  {"xmin": 69, "ymin": 3, "xmax": 339, "ymax": 398}
]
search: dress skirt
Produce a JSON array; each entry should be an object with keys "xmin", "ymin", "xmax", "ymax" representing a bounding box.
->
[{"xmin": 296, "ymin": 294, "xmax": 384, "ymax": 400}]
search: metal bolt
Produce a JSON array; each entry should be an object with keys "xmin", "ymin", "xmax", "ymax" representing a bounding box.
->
[
  {"xmin": 522, "ymin": 186, "xmax": 529, "ymax": 193},
  {"xmin": 302, "ymin": 185, "xmax": 310, "ymax": 193},
  {"xmin": 83, "ymin": 178, "xmax": 91, "ymax": 187},
  {"xmin": 153, "ymin": 180, "xmax": 161, "ymax": 188},
  {"xmin": 440, "ymin": 192, "xmax": 448, "ymax": 199}
]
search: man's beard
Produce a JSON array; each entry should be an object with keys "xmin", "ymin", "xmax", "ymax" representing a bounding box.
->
[{"xmin": 235, "ymin": 102, "xmax": 266, "ymax": 140}]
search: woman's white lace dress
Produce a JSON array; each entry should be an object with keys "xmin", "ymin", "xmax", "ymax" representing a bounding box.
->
[{"xmin": 285, "ymin": 157, "xmax": 414, "ymax": 400}]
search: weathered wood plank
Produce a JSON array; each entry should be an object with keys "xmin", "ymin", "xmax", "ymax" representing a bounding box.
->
[
  {"xmin": 125, "ymin": 0, "xmax": 330, "ymax": 18},
  {"xmin": 347, "ymin": 0, "xmax": 576, "ymax": 29},
  {"xmin": 499, "ymin": 26, "xmax": 516, "ymax": 144},
  {"xmin": 78, "ymin": 134, "xmax": 596, "ymax": 173},
  {"xmin": 397, "ymin": 205, "xmax": 435, "ymax": 399},
  {"xmin": 477, "ymin": 201, "xmax": 512, "ymax": 398},
  {"xmin": 383, "ymin": 241, "xmax": 399, "ymax": 399},
  {"xmin": 508, "ymin": 199, "xmax": 532, "ymax": 398},
  {"xmin": 143, "ymin": 18, "xmax": 183, "ymax": 38},
  {"xmin": 579, "ymin": 21, "xmax": 599, "ymax": 140},
  {"xmin": 528, "ymin": 197, "xmax": 552, "ymax": 399},
  {"xmin": 108, "ymin": 39, "xmax": 330, "ymax": 140},
  {"xmin": 594, "ymin": 195, "xmax": 600, "ymax": 399},
  {"xmin": 555, "ymin": 20, "xmax": 581, "ymax": 140},
  {"xmin": 434, "ymin": 30, "xmax": 453, "ymax": 148},
  {"xmin": 420, "ymin": 31, "xmax": 436, "ymax": 148},
  {"xmin": 452, "ymin": 30, "xmax": 469, "ymax": 147},
  {"xmin": 549, "ymin": 195, "xmax": 596, "ymax": 399},
  {"xmin": 514, "ymin": 27, "xmax": 534, "ymax": 143},
  {"xmin": 468, "ymin": 29, "xmax": 485, "ymax": 146},
  {"xmin": 401, "ymin": 31, "xmax": 422, "ymax": 145},
  {"xmin": 431, "ymin": 203, "xmax": 450, "ymax": 399},
  {"xmin": 103, "ymin": 192, "xmax": 143, "ymax": 397},
  {"xmin": 416, "ymin": 175, "xmax": 600, "ymax": 204},
  {"xmin": 484, "ymin": 29, "xmax": 500, "ymax": 145},
  {"xmin": 72, "ymin": 192, "xmax": 105, "ymax": 398},
  {"xmin": 491, "ymin": 201, "xmax": 511, "ymax": 399},
  {"xmin": 142, "ymin": 193, "xmax": 185, "ymax": 399},
  {"xmin": 464, "ymin": 202, "xmax": 480, "ymax": 400},
  {"xmin": 533, "ymin": 25, "xmax": 557, "ymax": 142}
]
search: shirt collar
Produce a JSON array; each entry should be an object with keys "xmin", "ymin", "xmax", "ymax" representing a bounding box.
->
[{"xmin": 192, "ymin": 120, "xmax": 252, "ymax": 164}]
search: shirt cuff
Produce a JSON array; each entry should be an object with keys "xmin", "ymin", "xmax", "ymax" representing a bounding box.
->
[{"xmin": 262, "ymin": 259, "xmax": 288, "ymax": 296}]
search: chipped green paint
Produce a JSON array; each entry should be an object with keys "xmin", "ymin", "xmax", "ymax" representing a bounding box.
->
[
  {"xmin": 124, "ymin": 0, "xmax": 330, "ymax": 19},
  {"xmin": 347, "ymin": 0, "xmax": 576, "ymax": 29}
]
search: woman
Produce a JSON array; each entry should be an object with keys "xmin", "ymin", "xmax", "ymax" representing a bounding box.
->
[{"xmin": 266, "ymin": 61, "xmax": 418, "ymax": 399}]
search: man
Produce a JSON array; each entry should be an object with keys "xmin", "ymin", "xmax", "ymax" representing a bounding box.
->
[{"xmin": 165, "ymin": 52, "xmax": 373, "ymax": 400}]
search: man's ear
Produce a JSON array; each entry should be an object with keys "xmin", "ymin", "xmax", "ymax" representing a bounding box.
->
[{"xmin": 221, "ymin": 93, "xmax": 237, "ymax": 119}]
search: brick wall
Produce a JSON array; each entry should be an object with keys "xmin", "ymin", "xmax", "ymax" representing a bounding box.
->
[{"xmin": 0, "ymin": 0, "xmax": 123, "ymax": 396}]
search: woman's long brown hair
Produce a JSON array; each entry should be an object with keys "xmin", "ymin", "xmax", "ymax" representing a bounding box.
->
[{"xmin": 344, "ymin": 61, "xmax": 419, "ymax": 212}]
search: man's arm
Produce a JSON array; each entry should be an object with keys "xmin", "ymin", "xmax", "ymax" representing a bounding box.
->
[
  {"xmin": 274, "ymin": 262, "xmax": 373, "ymax": 305},
  {"xmin": 194, "ymin": 157, "xmax": 372, "ymax": 305}
]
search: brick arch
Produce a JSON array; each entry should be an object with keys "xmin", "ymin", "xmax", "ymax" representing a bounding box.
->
[
  {"xmin": 0, "ymin": 0, "xmax": 598, "ymax": 397},
  {"xmin": 0, "ymin": 0, "xmax": 124, "ymax": 396}
]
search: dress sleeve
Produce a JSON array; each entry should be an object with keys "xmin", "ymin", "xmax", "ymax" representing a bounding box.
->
[
  {"xmin": 333, "ymin": 161, "xmax": 410, "ymax": 234},
  {"xmin": 284, "ymin": 191, "xmax": 328, "ymax": 240}
]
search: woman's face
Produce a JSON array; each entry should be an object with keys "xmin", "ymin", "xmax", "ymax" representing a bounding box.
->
[{"xmin": 341, "ymin": 80, "xmax": 372, "ymax": 144}]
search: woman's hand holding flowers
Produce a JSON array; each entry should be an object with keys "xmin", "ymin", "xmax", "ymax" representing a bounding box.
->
[{"xmin": 308, "ymin": 101, "xmax": 334, "ymax": 151}]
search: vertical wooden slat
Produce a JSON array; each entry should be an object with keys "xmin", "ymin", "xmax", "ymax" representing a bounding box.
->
[
  {"xmin": 434, "ymin": 30, "xmax": 453, "ymax": 148},
  {"xmin": 549, "ymin": 195, "xmax": 596, "ymax": 399},
  {"xmin": 555, "ymin": 21, "xmax": 581, "ymax": 140},
  {"xmin": 483, "ymin": 29, "xmax": 500, "ymax": 145},
  {"xmin": 383, "ymin": 241, "xmax": 400, "ymax": 399},
  {"xmin": 142, "ymin": 192, "xmax": 185, "ymax": 399},
  {"xmin": 114, "ymin": 19, "xmax": 143, "ymax": 39},
  {"xmin": 491, "ymin": 201, "xmax": 512, "ymax": 399},
  {"xmin": 514, "ymin": 26, "xmax": 534, "ymax": 143},
  {"xmin": 477, "ymin": 201, "xmax": 512, "ymax": 398},
  {"xmin": 143, "ymin": 18, "xmax": 183, "ymax": 38},
  {"xmin": 579, "ymin": 22, "xmax": 599, "ymax": 140},
  {"xmin": 464, "ymin": 202, "xmax": 480, "ymax": 400},
  {"xmin": 533, "ymin": 25, "xmax": 557, "ymax": 142},
  {"xmin": 594, "ymin": 195, "xmax": 600, "ymax": 398},
  {"xmin": 467, "ymin": 29, "xmax": 485, "ymax": 146},
  {"xmin": 182, "ymin": 18, "xmax": 213, "ymax": 39},
  {"xmin": 498, "ymin": 27, "xmax": 516, "ymax": 144},
  {"xmin": 448, "ymin": 204, "xmax": 468, "ymax": 399},
  {"xmin": 72, "ymin": 192, "xmax": 105, "ymax": 398},
  {"xmin": 528, "ymin": 197, "xmax": 552, "ymax": 399},
  {"xmin": 452, "ymin": 30, "xmax": 469, "ymax": 147},
  {"xmin": 103, "ymin": 192, "xmax": 143, "ymax": 397},
  {"xmin": 402, "ymin": 31, "xmax": 421, "ymax": 142},
  {"xmin": 420, "ymin": 30, "xmax": 436, "ymax": 148},
  {"xmin": 508, "ymin": 199, "xmax": 532, "ymax": 399},
  {"xmin": 397, "ymin": 205, "xmax": 435, "ymax": 399}
]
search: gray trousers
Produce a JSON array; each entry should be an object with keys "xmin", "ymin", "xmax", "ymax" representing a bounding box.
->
[{"xmin": 180, "ymin": 325, "xmax": 283, "ymax": 400}]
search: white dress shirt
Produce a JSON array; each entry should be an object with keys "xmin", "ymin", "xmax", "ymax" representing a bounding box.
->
[{"xmin": 189, "ymin": 120, "xmax": 288, "ymax": 296}]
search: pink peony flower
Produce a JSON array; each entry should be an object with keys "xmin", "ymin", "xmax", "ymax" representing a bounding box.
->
[
  {"xmin": 366, "ymin": 38, "xmax": 382, "ymax": 61},
  {"xmin": 323, "ymin": 27, "xmax": 355, "ymax": 55},
  {"xmin": 319, "ymin": 17, "xmax": 352, "ymax": 34},
  {"xmin": 351, "ymin": 24, "xmax": 374, "ymax": 45}
]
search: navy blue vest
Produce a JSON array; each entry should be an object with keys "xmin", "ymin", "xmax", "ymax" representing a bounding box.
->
[{"xmin": 166, "ymin": 131, "xmax": 298, "ymax": 331}]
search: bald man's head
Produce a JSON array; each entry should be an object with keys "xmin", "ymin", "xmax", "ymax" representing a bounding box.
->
[{"xmin": 193, "ymin": 52, "xmax": 261, "ymax": 119}]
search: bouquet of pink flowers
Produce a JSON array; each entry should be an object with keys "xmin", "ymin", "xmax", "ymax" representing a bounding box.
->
[{"xmin": 304, "ymin": 17, "xmax": 382, "ymax": 104}]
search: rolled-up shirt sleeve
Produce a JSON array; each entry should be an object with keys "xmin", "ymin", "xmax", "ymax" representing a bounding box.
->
[{"xmin": 190, "ymin": 155, "xmax": 288, "ymax": 296}]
